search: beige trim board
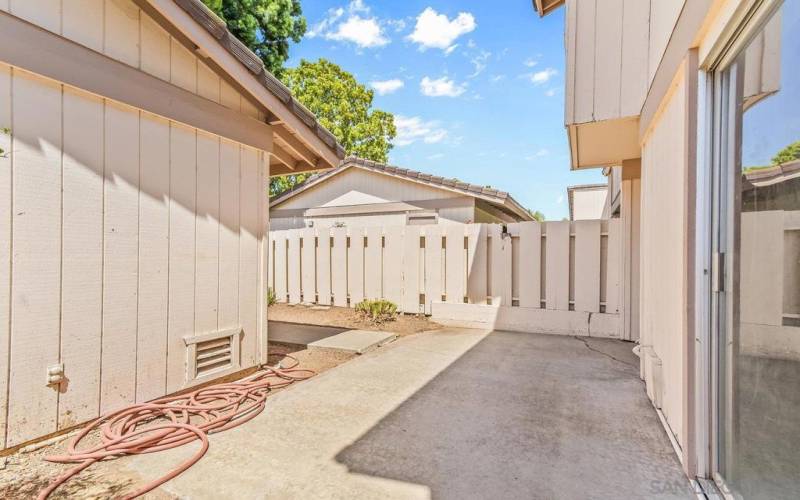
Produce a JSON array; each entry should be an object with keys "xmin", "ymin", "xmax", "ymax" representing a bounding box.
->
[
  {"xmin": 639, "ymin": 0, "xmax": 713, "ymax": 139},
  {"xmin": 271, "ymin": 197, "xmax": 474, "ymax": 219},
  {"xmin": 0, "ymin": 11, "xmax": 272, "ymax": 152}
]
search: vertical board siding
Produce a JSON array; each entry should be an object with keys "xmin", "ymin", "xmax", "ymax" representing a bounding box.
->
[
  {"xmin": 7, "ymin": 71, "xmax": 62, "ymax": 446},
  {"xmin": 331, "ymin": 228, "xmax": 347, "ymax": 307},
  {"xmin": 423, "ymin": 226, "xmax": 442, "ymax": 314},
  {"xmin": 8, "ymin": 0, "xmax": 60, "ymax": 33},
  {"xmin": 287, "ymin": 230, "xmax": 301, "ymax": 303},
  {"xmin": 466, "ymin": 224, "xmax": 487, "ymax": 304},
  {"xmin": 573, "ymin": 0, "xmax": 597, "ymax": 124},
  {"xmin": 593, "ymin": 0, "xmax": 623, "ymax": 121},
  {"xmin": 444, "ymin": 226, "xmax": 465, "ymax": 303},
  {"xmin": 348, "ymin": 228, "xmax": 365, "ymax": 305},
  {"xmin": 573, "ymin": 220, "xmax": 601, "ymax": 312},
  {"xmin": 545, "ymin": 222, "xmax": 570, "ymax": 311},
  {"xmin": 194, "ymin": 132, "xmax": 220, "ymax": 335},
  {"xmin": 238, "ymin": 147, "xmax": 259, "ymax": 367},
  {"xmin": 166, "ymin": 123, "xmax": 196, "ymax": 393},
  {"xmin": 364, "ymin": 227, "xmax": 382, "ymax": 300},
  {"xmin": 105, "ymin": 0, "xmax": 140, "ymax": 68},
  {"xmin": 316, "ymin": 229, "xmax": 331, "ymax": 305},
  {"xmin": 136, "ymin": 113, "xmax": 170, "ymax": 403},
  {"xmin": 620, "ymin": 0, "xmax": 651, "ymax": 117},
  {"xmin": 0, "ymin": 65, "xmax": 10, "ymax": 448},
  {"xmin": 402, "ymin": 226, "xmax": 421, "ymax": 313},
  {"xmin": 301, "ymin": 228, "xmax": 316, "ymax": 302},
  {"xmin": 140, "ymin": 11, "xmax": 171, "ymax": 81},
  {"xmin": 0, "ymin": 66, "xmax": 268, "ymax": 448},
  {"xmin": 218, "ymin": 140, "xmax": 241, "ymax": 329},
  {"xmin": 383, "ymin": 226, "xmax": 404, "ymax": 307},
  {"xmin": 100, "ymin": 101, "xmax": 140, "ymax": 414},
  {"xmin": 517, "ymin": 222, "xmax": 542, "ymax": 308},
  {"xmin": 60, "ymin": 88, "xmax": 104, "ymax": 424},
  {"xmin": 63, "ymin": 0, "xmax": 104, "ymax": 52}
]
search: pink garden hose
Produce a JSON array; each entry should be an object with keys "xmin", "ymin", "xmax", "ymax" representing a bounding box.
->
[{"xmin": 38, "ymin": 356, "xmax": 314, "ymax": 499}]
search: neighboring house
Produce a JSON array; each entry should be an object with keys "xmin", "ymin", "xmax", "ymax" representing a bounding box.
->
[
  {"xmin": 270, "ymin": 157, "xmax": 534, "ymax": 230},
  {"xmin": 567, "ymin": 183, "xmax": 608, "ymax": 220},
  {"xmin": 0, "ymin": 0, "xmax": 343, "ymax": 450},
  {"xmin": 535, "ymin": 0, "xmax": 797, "ymax": 496}
]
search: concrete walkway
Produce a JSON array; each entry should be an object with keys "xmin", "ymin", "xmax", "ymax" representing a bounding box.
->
[{"xmin": 123, "ymin": 329, "xmax": 693, "ymax": 499}]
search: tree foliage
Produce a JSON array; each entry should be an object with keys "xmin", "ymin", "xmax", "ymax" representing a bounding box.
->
[
  {"xmin": 771, "ymin": 140, "xmax": 800, "ymax": 165},
  {"xmin": 527, "ymin": 209, "xmax": 545, "ymax": 222},
  {"xmin": 269, "ymin": 172, "xmax": 310, "ymax": 198},
  {"xmin": 202, "ymin": 0, "xmax": 306, "ymax": 77},
  {"xmin": 283, "ymin": 59, "xmax": 396, "ymax": 163}
]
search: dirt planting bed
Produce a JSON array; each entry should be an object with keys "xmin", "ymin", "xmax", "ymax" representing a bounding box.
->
[{"xmin": 268, "ymin": 303, "xmax": 442, "ymax": 337}]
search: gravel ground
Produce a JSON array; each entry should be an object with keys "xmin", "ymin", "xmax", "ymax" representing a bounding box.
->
[{"xmin": 0, "ymin": 342, "xmax": 353, "ymax": 499}]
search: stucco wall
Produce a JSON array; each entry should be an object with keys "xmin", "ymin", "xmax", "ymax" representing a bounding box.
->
[{"xmin": 640, "ymin": 72, "xmax": 687, "ymax": 448}]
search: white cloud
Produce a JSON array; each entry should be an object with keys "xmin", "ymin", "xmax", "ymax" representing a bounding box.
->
[
  {"xmin": 394, "ymin": 115, "xmax": 448, "ymax": 146},
  {"xmin": 309, "ymin": 1, "xmax": 390, "ymax": 49},
  {"xmin": 444, "ymin": 44, "xmax": 459, "ymax": 56},
  {"xmin": 408, "ymin": 7, "xmax": 476, "ymax": 52},
  {"xmin": 556, "ymin": 194, "xmax": 565, "ymax": 204},
  {"xmin": 529, "ymin": 67, "xmax": 557, "ymax": 85},
  {"xmin": 536, "ymin": 148, "xmax": 550, "ymax": 157},
  {"xmin": 469, "ymin": 50, "xmax": 491, "ymax": 78},
  {"xmin": 545, "ymin": 87, "xmax": 558, "ymax": 97},
  {"xmin": 523, "ymin": 58, "xmax": 538, "ymax": 68},
  {"xmin": 370, "ymin": 78, "xmax": 404, "ymax": 95},
  {"xmin": 490, "ymin": 74, "xmax": 506, "ymax": 83},
  {"xmin": 427, "ymin": 153, "xmax": 445, "ymax": 160},
  {"xmin": 327, "ymin": 15, "xmax": 389, "ymax": 48},
  {"xmin": 420, "ymin": 76, "xmax": 466, "ymax": 97}
]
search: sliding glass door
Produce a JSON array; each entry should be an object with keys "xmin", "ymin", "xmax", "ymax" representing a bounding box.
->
[{"xmin": 712, "ymin": 1, "xmax": 799, "ymax": 498}]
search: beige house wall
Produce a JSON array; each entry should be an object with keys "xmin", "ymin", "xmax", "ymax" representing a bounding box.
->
[
  {"xmin": 0, "ymin": 57, "xmax": 269, "ymax": 449},
  {"xmin": 639, "ymin": 67, "xmax": 688, "ymax": 450}
]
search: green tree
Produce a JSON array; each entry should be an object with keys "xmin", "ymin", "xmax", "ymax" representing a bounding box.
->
[
  {"xmin": 283, "ymin": 59, "xmax": 396, "ymax": 163},
  {"xmin": 269, "ymin": 172, "xmax": 310, "ymax": 198},
  {"xmin": 527, "ymin": 209, "xmax": 545, "ymax": 222},
  {"xmin": 201, "ymin": 0, "xmax": 306, "ymax": 77},
  {"xmin": 771, "ymin": 140, "xmax": 800, "ymax": 165}
]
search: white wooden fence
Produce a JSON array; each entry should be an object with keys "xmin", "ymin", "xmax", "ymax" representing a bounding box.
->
[{"xmin": 269, "ymin": 220, "xmax": 623, "ymax": 335}]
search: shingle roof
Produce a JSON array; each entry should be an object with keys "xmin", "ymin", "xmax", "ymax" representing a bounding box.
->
[
  {"xmin": 175, "ymin": 0, "xmax": 346, "ymax": 159},
  {"xmin": 271, "ymin": 157, "xmax": 534, "ymax": 221}
]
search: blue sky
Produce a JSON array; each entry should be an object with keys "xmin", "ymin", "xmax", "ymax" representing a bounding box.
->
[{"xmin": 287, "ymin": 0, "xmax": 605, "ymax": 220}]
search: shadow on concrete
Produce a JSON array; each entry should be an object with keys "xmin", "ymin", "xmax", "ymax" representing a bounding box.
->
[
  {"xmin": 335, "ymin": 331, "xmax": 693, "ymax": 499},
  {"xmin": 268, "ymin": 321, "xmax": 350, "ymax": 346}
]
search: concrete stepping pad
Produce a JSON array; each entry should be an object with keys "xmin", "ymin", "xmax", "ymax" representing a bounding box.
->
[{"xmin": 308, "ymin": 329, "xmax": 397, "ymax": 354}]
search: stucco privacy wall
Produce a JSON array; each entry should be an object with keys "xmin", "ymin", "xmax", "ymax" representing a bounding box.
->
[
  {"xmin": 0, "ymin": 63, "xmax": 268, "ymax": 449},
  {"xmin": 640, "ymin": 68, "xmax": 688, "ymax": 449},
  {"xmin": 0, "ymin": 0, "xmax": 265, "ymax": 123}
]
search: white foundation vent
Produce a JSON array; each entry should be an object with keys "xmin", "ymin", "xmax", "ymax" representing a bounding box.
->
[{"xmin": 184, "ymin": 328, "xmax": 242, "ymax": 383}]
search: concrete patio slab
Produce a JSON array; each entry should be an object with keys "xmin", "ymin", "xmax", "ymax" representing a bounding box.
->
[
  {"xmin": 120, "ymin": 328, "xmax": 694, "ymax": 499},
  {"xmin": 308, "ymin": 329, "xmax": 397, "ymax": 354},
  {"xmin": 268, "ymin": 321, "xmax": 349, "ymax": 345}
]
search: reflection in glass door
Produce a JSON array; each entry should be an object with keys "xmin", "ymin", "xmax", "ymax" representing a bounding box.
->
[{"xmin": 713, "ymin": 2, "xmax": 800, "ymax": 498}]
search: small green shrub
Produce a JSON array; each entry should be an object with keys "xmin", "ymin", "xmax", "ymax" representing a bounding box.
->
[
  {"xmin": 355, "ymin": 299, "xmax": 398, "ymax": 324},
  {"xmin": 267, "ymin": 287, "xmax": 276, "ymax": 306}
]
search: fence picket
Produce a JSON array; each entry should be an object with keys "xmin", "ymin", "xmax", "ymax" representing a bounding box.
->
[
  {"xmin": 365, "ymin": 227, "xmax": 383, "ymax": 300},
  {"xmin": 423, "ymin": 225, "xmax": 442, "ymax": 314},
  {"xmin": 287, "ymin": 229, "xmax": 301, "ymax": 303},
  {"xmin": 316, "ymin": 228, "xmax": 332, "ymax": 306},
  {"xmin": 489, "ymin": 224, "xmax": 512, "ymax": 306},
  {"xmin": 466, "ymin": 224, "xmax": 487, "ymax": 304},
  {"xmin": 301, "ymin": 228, "xmax": 316, "ymax": 303},
  {"xmin": 574, "ymin": 220, "xmax": 601, "ymax": 312},
  {"xmin": 402, "ymin": 226, "xmax": 421, "ymax": 313},
  {"xmin": 331, "ymin": 228, "xmax": 348, "ymax": 307},
  {"xmin": 274, "ymin": 231, "xmax": 287, "ymax": 302},
  {"xmin": 384, "ymin": 226, "xmax": 404, "ymax": 306},
  {"xmin": 545, "ymin": 221, "xmax": 570, "ymax": 310},
  {"xmin": 348, "ymin": 227, "xmax": 365, "ymax": 305},
  {"xmin": 517, "ymin": 222, "xmax": 542, "ymax": 308},
  {"xmin": 444, "ymin": 225, "xmax": 465, "ymax": 303}
]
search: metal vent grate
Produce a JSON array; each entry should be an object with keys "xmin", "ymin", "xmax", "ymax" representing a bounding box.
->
[{"xmin": 195, "ymin": 337, "xmax": 233, "ymax": 378}]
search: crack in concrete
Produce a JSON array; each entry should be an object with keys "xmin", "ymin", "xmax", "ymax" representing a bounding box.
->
[{"xmin": 573, "ymin": 336, "xmax": 637, "ymax": 369}]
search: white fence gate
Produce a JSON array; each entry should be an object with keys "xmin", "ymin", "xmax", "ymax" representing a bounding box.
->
[{"xmin": 269, "ymin": 220, "xmax": 627, "ymax": 338}]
